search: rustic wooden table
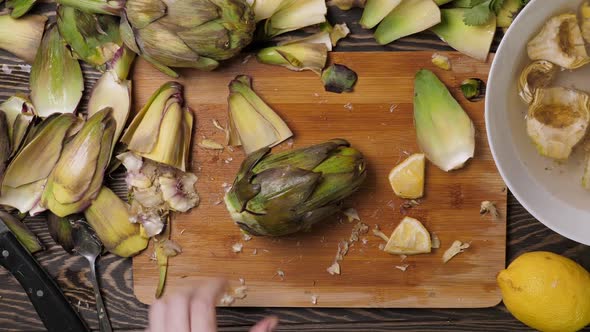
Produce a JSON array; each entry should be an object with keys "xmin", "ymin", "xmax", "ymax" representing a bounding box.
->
[{"xmin": 1, "ymin": 3, "xmax": 589, "ymax": 332}]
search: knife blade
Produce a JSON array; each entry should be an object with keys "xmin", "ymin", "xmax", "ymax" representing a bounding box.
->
[{"xmin": 0, "ymin": 218, "xmax": 89, "ymax": 332}]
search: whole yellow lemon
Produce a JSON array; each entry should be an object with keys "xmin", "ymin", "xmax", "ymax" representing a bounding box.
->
[{"xmin": 497, "ymin": 251, "xmax": 590, "ymax": 332}]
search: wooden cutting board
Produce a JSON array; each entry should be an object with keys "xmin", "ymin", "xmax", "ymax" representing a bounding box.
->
[{"xmin": 131, "ymin": 52, "xmax": 506, "ymax": 308}]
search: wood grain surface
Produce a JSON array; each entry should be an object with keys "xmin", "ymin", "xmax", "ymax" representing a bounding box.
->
[
  {"xmin": 0, "ymin": 2, "xmax": 589, "ymax": 331},
  {"xmin": 131, "ymin": 52, "xmax": 506, "ymax": 308}
]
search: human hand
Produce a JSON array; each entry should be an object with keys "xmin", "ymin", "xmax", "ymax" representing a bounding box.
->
[{"xmin": 147, "ymin": 278, "xmax": 279, "ymax": 332}]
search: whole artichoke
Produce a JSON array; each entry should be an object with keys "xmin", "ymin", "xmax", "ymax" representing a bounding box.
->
[
  {"xmin": 57, "ymin": 0, "xmax": 256, "ymax": 77},
  {"xmin": 225, "ymin": 139, "xmax": 367, "ymax": 236}
]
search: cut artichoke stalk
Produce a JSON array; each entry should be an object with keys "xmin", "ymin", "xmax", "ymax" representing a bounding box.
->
[
  {"xmin": 84, "ymin": 186, "xmax": 148, "ymax": 257},
  {"xmin": 414, "ymin": 69, "xmax": 475, "ymax": 172},
  {"xmin": 117, "ymin": 152, "xmax": 199, "ymax": 237},
  {"xmin": 527, "ymin": 13, "xmax": 590, "ymax": 70},
  {"xmin": 88, "ymin": 47, "xmax": 136, "ymax": 151},
  {"xmin": 224, "ymin": 139, "xmax": 367, "ymax": 237},
  {"xmin": 58, "ymin": 0, "xmax": 256, "ymax": 78},
  {"xmin": 360, "ymin": 0, "xmax": 402, "ymax": 29},
  {"xmin": 430, "ymin": 8, "xmax": 496, "ymax": 62},
  {"xmin": 30, "ymin": 25, "xmax": 84, "ymax": 117},
  {"xmin": 581, "ymin": 1, "xmax": 590, "ymax": 43},
  {"xmin": 460, "ymin": 78, "xmax": 486, "ymax": 102},
  {"xmin": 227, "ymin": 75, "xmax": 293, "ymax": 154},
  {"xmin": 57, "ymin": 6, "xmax": 122, "ymax": 69},
  {"xmin": 321, "ymin": 64, "xmax": 358, "ymax": 93},
  {"xmin": 262, "ymin": 0, "xmax": 327, "ymax": 38},
  {"xmin": 154, "ymin": 217, "xmax": 182, "ymax": 298},
  {"xmin": 327, "ymin": 0, "xmax": 366, "ymax": 10},
  {"xmin": 0, "ymin": 114, "xmax": 79, "ymax": 215},
  {"xmin": 0, "ymin": 211, "xmax": 43, "ymax": 253},
  {"xmin": 121, "ymin": 82, "xmax": 193, "ymax": 171},
  {"xmin": 42, "ymin": 108, "xmax": 116, "ymax": 217},
  {"xmin": 526, "ymin": 87, "xmax": 590, "ymax": 160},
  {"xmin": 0, "ymin": 14, "xmax": 47, "ymax": 64},
  {"xmin": 6, "ymin": 0, "xmax": 37, "ymax": 18},
  {"xmin": 47, "ymin": 213, "xmax": 76, "ymax": 253},
  {"xmin": 374, "ymin": 0, "xmax": 441, "ymax": 45},
  {"xmin": 0, "ymin": 95, "xmax": 37, "ymax": 158},
  {"xmin": 518, "ymin": 60, "xmax": 558, "ymax": 104}
]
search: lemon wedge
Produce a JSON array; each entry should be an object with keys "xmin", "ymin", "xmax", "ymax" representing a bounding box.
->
[
  {"xmin": 384, "ymin": 217, "xmax": 431, "ymax": 255},
  {"xmin": 388, "ymin": 153, "xmax": 425, "ymax": 199}
]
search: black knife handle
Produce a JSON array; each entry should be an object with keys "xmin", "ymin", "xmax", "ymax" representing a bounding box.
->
[{"xmin": 0, "ymin": 231, "xmax": 89, "ymax": 332}]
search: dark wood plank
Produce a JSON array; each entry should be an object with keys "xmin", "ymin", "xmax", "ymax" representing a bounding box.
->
[{"xmin": 0, "ymin": 2, "xmax": 588, "ymax": 332}]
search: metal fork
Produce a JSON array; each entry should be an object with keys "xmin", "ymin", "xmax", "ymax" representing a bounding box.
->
[{"xmin": 72, "ymin": 219, "xmax": 113, "ymax": 332}]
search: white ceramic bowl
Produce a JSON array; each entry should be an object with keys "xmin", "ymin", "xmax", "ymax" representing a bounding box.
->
[{"xmin": 486, "ymin": 0, "xmax": 590, "ymax": 245}]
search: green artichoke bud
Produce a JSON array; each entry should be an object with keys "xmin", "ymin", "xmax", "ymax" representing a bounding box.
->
[
  {"xmin": 121, "ymin": 82, "xmax": 193, "ymax": 171},
  {"xmin": 84, "ymin": 186, "xmax": 149, "ymax": 257},
  {"xmin": 0, "ymin": 114, "xmax": 79, "ymax": 215},
  {"xmin": 0, "ymin": 211, "xmax": 43, "ymax": 253},
  {"xmin": 0, "ymin": 94, "xmax": 37, "ymax": 158},
  {"xmin": 30, "ymin": 25, "xmax": 84, "ymax": 117},
  {"xmin": 321, "ymin": 64, "xmax": 358, "ymax": 93},
  {"xmin": 47, "ymin": 212, "xmax": 76, "ymax": 253},
  {"xmin": 88, "ymin": 47, "xmax": 136, "ymax": 151},
  {"xmin": 58, "ymin": 0, "xmax": 256, "ymax": 77},
  {"xmin": 57, "ymin": 6, "xmax": 122, "ymax": 69},
  {"xmin": 42, "ymin": 108, "xmax": 116, "ymax": 217},
  {"xmin": 0, "ymin": 14, "xmax": 47, "ymax": 63},
  {"xmin": 227, "ymin": 75, "xmax": 293, "ymax": 154},
  {"xmin": 225, "ymin": 139, "xmax": 367, "ymax": 236},
  {"xmin": 6, "ymin": 0, "xmax": 37, "ymax": 18},
  {"xmin": 262, "ymin": 0, "xmax": 327, "ymax": 38}
]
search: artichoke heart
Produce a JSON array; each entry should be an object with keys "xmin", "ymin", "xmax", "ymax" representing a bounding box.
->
[
  {"xmin": 518, "ymin": 60, "xmax": 558, "ymax": 104},
  {"xmin": 527, "ymin": 87, "xmax": 590, "ymax": 160},
  {"xmin": 118, "ymin": 152, "xmax": 199, "ymax": 237},
  {"xmin": 224, "ymin": 139, "xmax": 367, "ymax": 237},
  {"xmin": 527, "ymin": 13, "xmax": 590, "ymax": 70}
]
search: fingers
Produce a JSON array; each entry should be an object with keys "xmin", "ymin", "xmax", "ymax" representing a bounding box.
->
[
  {"xmin": 249, "ymin": 316, "xmax": 279, "ymax": 332},
  {"xmin": 147, "ymin": 278, "xmax": 228, "ymax": 332},
  {"xmin": 189, "ymin": 278, "xmax": 228, "ymax": 332}
]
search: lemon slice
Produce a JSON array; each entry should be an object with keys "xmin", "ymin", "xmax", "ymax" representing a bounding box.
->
[
  {"xmin": 388, "ymin": 153, "xmax": 425, "ymax": 199},
  {"xmin": 384, "ymin": 217, "xmax": 431, "ymax": 255}
]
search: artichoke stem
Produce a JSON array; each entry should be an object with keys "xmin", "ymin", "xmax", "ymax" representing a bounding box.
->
[{"xmin": 0, "ymin": 211, "xmax": 43, "ymax": 253}]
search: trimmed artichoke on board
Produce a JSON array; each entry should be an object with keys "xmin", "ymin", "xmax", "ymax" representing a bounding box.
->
[
  {"xmin": 414, "ymin": 69, "xmax": 475, "ymax": 172},
  {"xmin": 225, "ymin": 139, "xmax": 367, "ymax": 237}
]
